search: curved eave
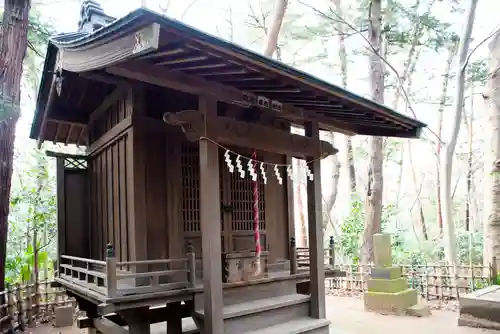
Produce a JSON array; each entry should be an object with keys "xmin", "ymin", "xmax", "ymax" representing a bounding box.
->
[
  {"xmin": 42, "ymin": 8, "xmax": 427, "ymax": 139},
  {"xmin": 30, "ymin": 43, "xmax": 58, "ymax": 140}
]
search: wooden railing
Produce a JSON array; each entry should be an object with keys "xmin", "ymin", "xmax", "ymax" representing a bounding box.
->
[
  {"xmin": 289, "ymin": 236, "xmax": 336, "ymax": 275},
  {"xmin": 58, "ymin": 243, "xmax": 197, "ymax": 298}
]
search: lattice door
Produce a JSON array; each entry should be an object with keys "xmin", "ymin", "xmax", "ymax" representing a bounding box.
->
[
  {"xmin": 180, "ymin": 142, "xmax": 266, "ymax": 254},
  {"xmin": 181, "ymin": 142, "xmax": 225, "ymax": 254},
  {"xmin": 222, "ymin": 150, "xmax": 266, "ymax": 252}
]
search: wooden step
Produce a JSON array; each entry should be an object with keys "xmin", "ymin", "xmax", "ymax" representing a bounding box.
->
[
  {"xmin": 242, "ymin": 318, "xmax": 331, "ymax": 334},
  {"xmin": 195, "ymin": 294, "xmax": 310, "ymax": 333},
  {"xmin": 195, "ymin": 293, "xmax": 309, "ymax": 318},
  {"xmin": 194, "ymin": 277, "xmax": 298, "ymax": 308}
]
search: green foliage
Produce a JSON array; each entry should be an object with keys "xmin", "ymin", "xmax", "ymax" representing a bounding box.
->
[
  {"xmin": 467, "ymin": 59, "xmax": 488, "ymax": 85},
  {"xmin": 456, "ymin": 229, "xmax": 483, "ymax": 264},
  {"xmin": 339, "ymin": 198, "xmax": 398, "ymax": 262},
  {"xmin": 7, "ymin": 148, "xmax": 57, "ymax": 283},
  {"xmin": 5, "ymin": 243, "xmax": 49, "ymax": 284},
  {"xmin": 339, "ymin": 199, "xmax": 364, "ymax": 262}
]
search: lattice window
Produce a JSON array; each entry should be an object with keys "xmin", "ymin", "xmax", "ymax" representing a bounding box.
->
[
  {"xmin": 64, "ymin": 157, "xmax": 87, "ymax": 170},
  {"xmin": 227, "ymin": 152, "xmax": 266, "ymax": 232},
  {"xmin": 181, "ymin": 142, "xmax": 200, "ymax": 233}
]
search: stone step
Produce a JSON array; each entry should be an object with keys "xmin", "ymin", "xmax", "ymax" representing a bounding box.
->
[
  {"xmin": 195, "ymin": 294, "xmax": 310, "ymax": 333},
  {"xmin": 364, "ymin": 288, "xmax": 418, "ymax": 315},
  {"xmin": 405, "ymin": 301, "xmax": 430, "ymax": 317},
  {"xmin": 242, "ymin": 318, "xmax": 331, "ymax": 334}
]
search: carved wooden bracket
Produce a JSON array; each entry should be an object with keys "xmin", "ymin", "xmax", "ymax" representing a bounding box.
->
[{"xmin": 163, "ymin": 110, "xmax": 338, "ymax": 159}]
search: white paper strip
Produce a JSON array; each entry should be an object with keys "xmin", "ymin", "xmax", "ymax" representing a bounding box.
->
[
  {"xmin": 274, "ymin": 165, "xmax": 282, "ymax": 185},
  {"xmin": 236, "ymin": 155, "xmax": 245, "ymax": 178},
  {"xmin": 248, "ymin": 159, "xmax": 257, "ymax": 181},
  {"xmin": 260, "ymin": 162, "xmax": 267, "ymax": 184},
  {"xmin": 224, "ymin": 150, "xmax": 234, "ymax": 173}
]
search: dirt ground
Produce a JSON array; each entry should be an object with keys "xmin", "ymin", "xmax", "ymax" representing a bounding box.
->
[
  {"xmin": 29, "ymin": 295, "xmax": 497, "ymax": 334},
  {"xmin": 325, "ymin": 295, "xmax": 494, "ymax": 334}
]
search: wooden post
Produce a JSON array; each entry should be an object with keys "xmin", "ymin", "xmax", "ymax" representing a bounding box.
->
[
  {"xmin": 106, "ymin": 243, "xmax": 117, "ymax": 297},
  {"xmin": 187, "ymin": 241, "xmax": 196, "ymax": 288},
  {"xmin": 305, "ymin": 121, "xmax": 326, "ymax": 319},
  {"xmin": 15, "ymin": 284, "xmax": 23, "ymax": 331},
  {"xmin": 44, "ymin": 279, "xmax": 49, "ymax": 315},
  {"xmin": 26, "ymin": 284, "xmax": 34, "ymax": 327},
  {"xmin": 6, "ymin": 285, "xmax": 14, "ymax": 332},
  {"xmin": 491, "ymin": 256, "xmax": 497, "ymax": 284},
  {"xmin": 166, "ymin": 302, "xmax": 182, "ymax": 334},
  {"xmin": 290, "ymin": 237, "xmax": 297, "ymax": 275},
  {"xmin": 198, "ymin": 95, "xmax": 224, "ymax": 334},
  {"xmin": 120, "ymin": 307, "xmax": 150, "ymax": 334},
  {"xmin": 34, "ymin": 278, "xmax": 40, "ymax": 317},
  {"xmin": 329, "ymin": 236, "xmax": 335, "ymax": 267}
]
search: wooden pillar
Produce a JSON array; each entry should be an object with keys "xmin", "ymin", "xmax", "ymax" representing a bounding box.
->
[
  {"xmin": 199, "ymin": 95, "xmax": 224, "ymax": 334},
  {"xmin": 126, "ymin": 88, "xmax": 148, "ymax": 277},
  {"xmin": 166, "ymin": 302, "xmax": 182, "ymax": 334},
  {"xmin": 286, "ymin": 154, "xmax": 295, "ymax": 250},
  {"xmin": 120, "ymin": 307, "xmax": 150, "ymax": 334},
  {"xmin": 305, "ymin": 121, "xmax": 326, "ymax": 319},
  {"xmin": 55, "ymin": 157, "xmax": 66, "ymax": 259}
]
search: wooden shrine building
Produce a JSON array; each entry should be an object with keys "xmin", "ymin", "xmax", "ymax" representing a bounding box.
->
[{"xmin": 30, "ymin": 1, "xmax": 426, "ymax": 334}]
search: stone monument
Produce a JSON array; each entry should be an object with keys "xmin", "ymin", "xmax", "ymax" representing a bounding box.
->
[{"xmin": 363, "ymin": 233, "xmax": 430, "ymax": 316}]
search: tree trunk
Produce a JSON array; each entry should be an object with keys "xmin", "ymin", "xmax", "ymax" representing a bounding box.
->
[
  {"xmin": 323, "ymin": 132, "xmax": 340, "ymax": 231},
  {"xmin": 262, "ymin": 0, "xmax": 288, "ymax": 58},
  {"xmin": 440, "ymin": 0, "xmax": 478, "ymax": 267},
  {"xmin": 436, "ymin": 42, "xmax": 458, "ymax": 235},
  {"xmin": 361, "ymin": 0, "xmax": 384, "ymax": 264},
  {"xmin": 464, "ymin": 85, "xmax": 474, "ymax": 232},
  {"xmin": 407, "ymin": 141, "xmax": 428, "ymax": 240},
  {"xmin": 331, "ymin": 0, "xmax": 357, "ymax": 196},
  {"xmin": 482, "ymin": 30, "xmax": 500, "ymax": 270},
  {"xmin": 0, "ymin": 0, "xmax": 32, "ymax": 291}
]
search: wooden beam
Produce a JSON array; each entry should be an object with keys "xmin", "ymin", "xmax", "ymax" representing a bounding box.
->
[
  {"xmin": 87, "ymin": 116, "xmax": 132, "ymax": 155},
  {"xmin": 89, "ymin": 88, "xmax": 127, "ymax": 124},
  {"xmin": 37, "ymin": 73, "xmax": 58, "ymax": 149},
  {"xmin": 164, "ymin": 110, "xmax": 338, "ymax": 159},
  {"xmin": 106, "ymin": 60, "xmax": 357, "ymax": 135},
  {"xmin": 78, "ymin": 305, "xmax": 191, "ymax": 328},
  {"xmin": 198, "ymin": 96, "xmax": 224, "ymax": 334},
  {"xmin": 93, "ymin": 317, "xmax": 129, "ymax": 334},
  {"xmin": 46, "ymin": 150, "xmax": 87, "ymax": 160},
  {"xmin": 59, "ymin": 23, "xmax": 161, "ymax": 72},
  {"xmin": 305, "ymin": 121, "xmax": 326, "ymax": 319}
]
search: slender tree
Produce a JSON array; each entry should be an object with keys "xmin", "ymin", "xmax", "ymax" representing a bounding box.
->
[
  {"xmin": 0, "ymin": 0, "xmax": 32, "ymax": 290},
  {"xmin": 440, "ymin": 0, "xmax": 478, "ymax": 267},
  {"xmin": 360, "ymin": 0, "xmax": 385, "ymax": 264},
  {"xmin": 483, "ymin": 30, "xmax": 500, "ymax": 269}
]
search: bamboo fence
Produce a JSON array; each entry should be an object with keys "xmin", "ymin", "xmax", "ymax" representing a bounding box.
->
[
  {"xmin": 325, "ymin": 263, "xmax": 494, "ymax": 301},
  {"xmin": 0, "ymin": 280, "xmax": 75, "ymax": 333}
]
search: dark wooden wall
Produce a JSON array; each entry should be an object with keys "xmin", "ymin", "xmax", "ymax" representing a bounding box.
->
[
  {"xmin": 87, "ymin": 93, "xmax": 131, "ymax": 261},
  {"xmin": 81, "ymin": 85, "xmax": 291, "ymax": 264},
  {"xmin": 56, "ymin": 158, "xmax": 90, "ymax": 259}
]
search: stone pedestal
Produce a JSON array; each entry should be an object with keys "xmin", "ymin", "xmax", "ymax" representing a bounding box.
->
[
  {"xmin": 363, "ymin": 233, "xmax": 430, "ymax": 317},
  {"xmin": 54, "ymin": 305, "xmax": 74, "ymax": 328}
]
